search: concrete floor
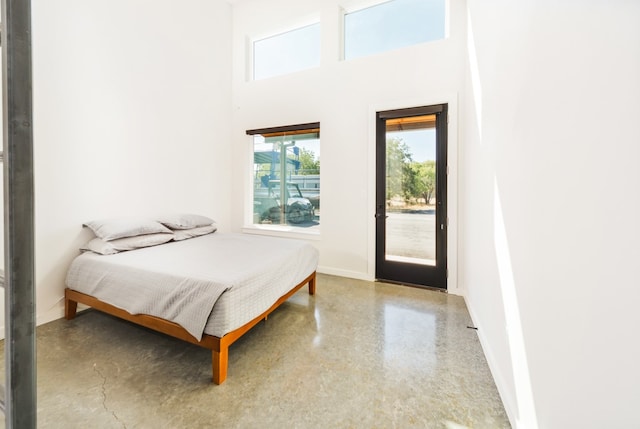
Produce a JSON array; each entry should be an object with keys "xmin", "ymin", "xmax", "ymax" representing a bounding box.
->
[{"xmin": 1, "ymin": 274, "xmax": 510, "ymax": 428}]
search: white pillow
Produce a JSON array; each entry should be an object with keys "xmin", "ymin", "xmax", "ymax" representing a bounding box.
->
[
  {"xmin": 83, "ymin": 217, "xmax": 172, "ymax": 241},
  {"xmin": 173, "ymin": 224, "xmax": 217, "ymax": 241},
  {"xmin": 157, "ymin": 213, "xmax": 215, "ymax": 230},
  {"xmin": 81, "ymin": 233, "xmax": 175, "ymax": 255}
]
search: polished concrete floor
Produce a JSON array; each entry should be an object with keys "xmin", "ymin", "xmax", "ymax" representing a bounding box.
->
[{"xmin": 1, "ymin": 274, "xmax": 510, "ymax": 428}]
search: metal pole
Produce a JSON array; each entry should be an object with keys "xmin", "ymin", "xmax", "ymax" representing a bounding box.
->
[
  {"xmin": 1, "ymin": 0, "xmax": 37, "ymax": 426},
  {"xmin": 279, "ymin": 141, "xmax": 294, "ymax": 224}
]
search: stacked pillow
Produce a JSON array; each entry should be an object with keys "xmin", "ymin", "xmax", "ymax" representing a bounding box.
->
[
  {"xmin": 156, "ymin": 213, "xmax": 217, "ymax": 241},
  {"xmin": 81, "ymin": 214, "xmax": 217, "ymax": 255}
]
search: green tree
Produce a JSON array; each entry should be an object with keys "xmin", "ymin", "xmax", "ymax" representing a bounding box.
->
[
  {"xmin": 411, "ymin": 160, "xmax": 436, "ymax": 205},
  {"xmin": 386, "ymin": 138, "xmax": 414, "ymax": 201},
  {"xmin": 299, "ymin": 148, "xmax": 320, "ymax": 174}
]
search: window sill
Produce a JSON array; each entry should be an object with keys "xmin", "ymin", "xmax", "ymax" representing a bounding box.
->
[{"xmin": 241, "ymin": 224, "xmax": 321, "ymax": 241}]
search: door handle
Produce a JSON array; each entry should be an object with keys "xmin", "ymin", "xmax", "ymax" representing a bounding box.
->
[{"xmin": 374, "ymin": 214, "xmax": 389, "ymax": 219}]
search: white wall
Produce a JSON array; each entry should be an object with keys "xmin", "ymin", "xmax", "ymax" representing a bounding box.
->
[
  {"xmin": 230, "ymin": 0, "xmax": 466, "ymax": 291},
  {"xmin": 463, "ymin": 1, "xmax": 640, "ymax": 428},
  {"xmin": 0, "ymin": 0, "xmax": 232, "ymax": 336}
]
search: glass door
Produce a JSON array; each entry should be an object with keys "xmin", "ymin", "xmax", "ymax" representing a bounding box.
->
[{"xmin": 375, "ymin": 104, "xmax": 447, "ymax": 289}]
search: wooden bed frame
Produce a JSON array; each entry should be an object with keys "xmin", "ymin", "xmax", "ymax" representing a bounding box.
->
[{"xmin": 64, "ymin": 271, "xmax": 316, "ymax": 384}]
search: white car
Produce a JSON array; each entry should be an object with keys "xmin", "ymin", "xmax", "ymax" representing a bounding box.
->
[{"xmin": 254, "ymin": 181, "xmax": 315, "ymax": 224}]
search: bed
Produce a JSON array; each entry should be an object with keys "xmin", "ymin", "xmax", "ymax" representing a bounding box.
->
[{"xmin": 65, "ymin": 217, "xmax": 318, "ymax": 384}]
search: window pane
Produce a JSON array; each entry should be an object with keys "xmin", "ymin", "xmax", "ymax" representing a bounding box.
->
[
  {"xmin": 252, "ymin": 128, "xmax": 320, "ymax": 229},
  {"xmin": 344, "ymin": 0, "xmax": 445, "ymax": 60},
  {"xmin": 385, "ymin": 115, "xmax": 437, "ymax": 265},
  {"xmin": 254, "ymin": 23, "xmax": 321, "ymax": 80}
]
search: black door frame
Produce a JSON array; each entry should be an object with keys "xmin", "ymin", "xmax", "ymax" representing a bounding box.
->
[{"xmin": 375, "ymin": 104, "xmax": 448, "ymax": 289}]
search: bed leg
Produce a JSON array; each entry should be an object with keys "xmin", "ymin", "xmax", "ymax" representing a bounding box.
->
[
  {"xmin": 308, "ymin": 273, "xmax": 316, "ymax": 295},
  {"xmin": 65, "ymin": 291, "xmax": 78, "ymax": 320},
  {"xmin": 212, "ymin": 346, "xmax": 228, "ymax": 385}
]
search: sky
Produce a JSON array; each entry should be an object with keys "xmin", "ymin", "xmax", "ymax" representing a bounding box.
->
[
  {"xmin": 344, "ymin": 0, "xmax": 445, "ymax": 60},
  {"xmin": 254, "ymin": 23, "xmax": 320, "ymax": 81},
  {"xmin": 389, "ymin": 129, "xmax": 436, "ymax": 162},
  {"xmin": 254, "ymin": 137, "xmax": 320, "ymax": 159}
]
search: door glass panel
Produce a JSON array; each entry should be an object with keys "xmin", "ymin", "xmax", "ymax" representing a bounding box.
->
[{"xmin": 385, "ymin": 114, "xmax": 436, "ymax": 266}]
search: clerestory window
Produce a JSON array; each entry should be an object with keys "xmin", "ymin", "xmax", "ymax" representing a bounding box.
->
[
  {"xmin": 343, "ymin": 0, "xmax": 446, "ymax": 60},
  {"xmin": 253, "ymin": 23, "xmax": 321, "ymax": 80}
]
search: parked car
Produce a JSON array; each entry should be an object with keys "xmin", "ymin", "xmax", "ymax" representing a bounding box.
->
[{"xmin": 254, "ymin": 180, "xmax": 315, "ymax": 224}]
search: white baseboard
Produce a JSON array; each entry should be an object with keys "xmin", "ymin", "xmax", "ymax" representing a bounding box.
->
[
  {"xmin": 316, "ymin": 265, "xmax": 373, "ymax": 282},
  {"xmin": 465, "ymin": 297, "xmax": 517, "ymax": 428},
  {"xmin": 0, "ymin": 301, "xmax": 66, "ymax": 341},
  {"xmin": 37, "ymin": 302, "xmax": 67, "ymax": 327}
]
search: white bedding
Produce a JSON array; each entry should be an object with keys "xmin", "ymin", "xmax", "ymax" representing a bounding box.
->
[{"xmin": 65, "ymin": 233, "xmax": 319, "ymax": 340}]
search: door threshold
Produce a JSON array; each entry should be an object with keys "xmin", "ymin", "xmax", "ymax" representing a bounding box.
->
[{"xmin": 375, "ymin": 278, "xmax": 447, "ymax": 293}]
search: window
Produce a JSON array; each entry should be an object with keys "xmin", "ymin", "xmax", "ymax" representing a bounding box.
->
[
  {"xmin": 253, "ymin": 23, "xmax": 321, "ymax": 80},
  {"xmin": 344, "ymin": 0, "xmax": 446, "ymax": 60},
  {"xmin": 247, "ymin": 123, "xmax": 320, "ymax": 230}
]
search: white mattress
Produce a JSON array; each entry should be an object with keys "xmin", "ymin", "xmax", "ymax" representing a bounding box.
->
[{"xmin": 65, "ymin": 233, "xmax": 319, "ymax": 339}]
